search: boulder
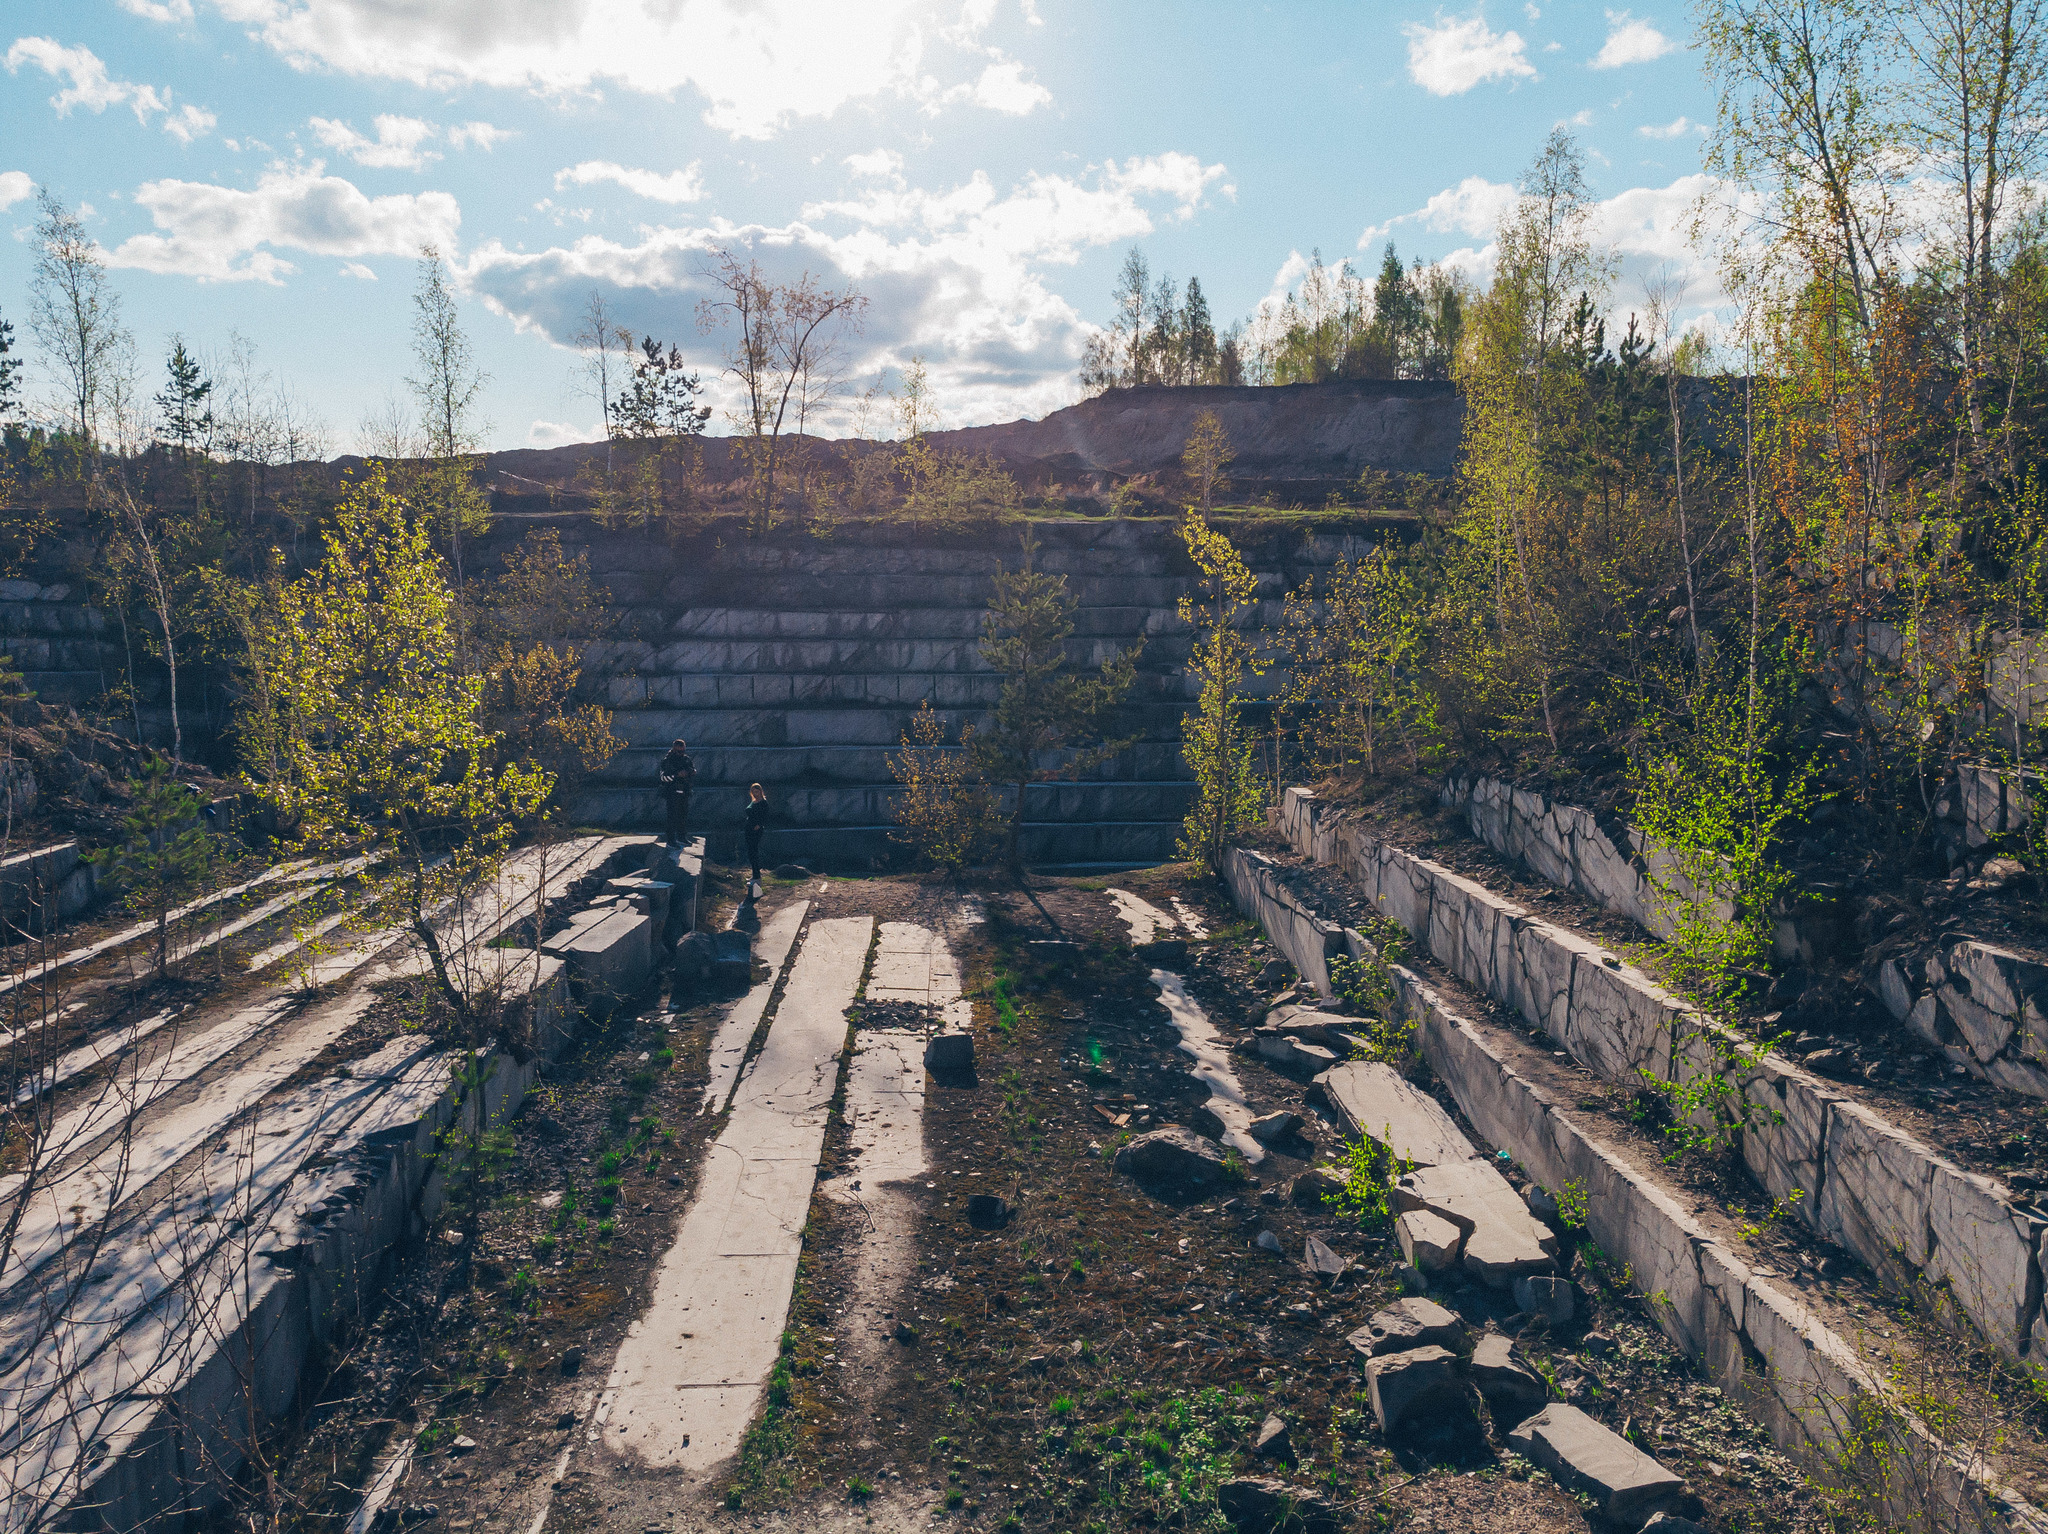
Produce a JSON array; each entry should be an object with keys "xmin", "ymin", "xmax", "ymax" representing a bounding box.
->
[
  {"xmin": 1216, "ymin": 1476, "xmax": 1339, "ymax": 1534},
  {"xmin": 1396, "ymin": 1209, "xmax": 1464, "ymax": 1274},
  {"xmin": 1347, "ymin": 1297, "xmax": 1467, "ymax": 1358},
  {"xmin": 1470, "ymin": 1333, "xmax": 1547, "ymax": 1423},
  {"xmin": 1315, "ymin": 1062, "xmax": 1476, "ymax": 1167},
  {"xmin": 1258, "ymin": 1035, "xmax": 1339, "ymax": 1075},
  {"xmin": 1248, "ymin": 1110, "xmax": 1303, "ymax": 1145},
  {"xmin": 1513, "ymin": 1274, "xmax": 1575, "ymax": 1325},
  {"xmin": 1114, "ymin": 1126, "xmax": 1228, "ymax": 1191},
  {"xmin": 1394, "ymin": 1159, "xmax": 1558, "ymax": 1287},
  {"xmin": 1136, "ymin": 937, "xmax": 1189, "ymax": 966},
  {"xmin": 1506, "ymin": 1405, "xmax": 1684, "ymax": 1526},
  {"xmin": 1523, "ymin": 1184, "xmax": 1560, "ymax": 1219},
  {"xmin": 1290, "ymin": 1166, "xmax": 1348, "ymax": 1209},
  {"xmin": 1364, "ymin": 1344, "xmax": 1469, "ymax": 1434},
  {"xmin": 924, "ymin": 1032, "xmax": 975, "ymax": 1073},
  {"xmin": 1639, "ymin": 1516, "xmax": 1710, "ymax": 1534},
  {"xmin": 1254, "ymin": 1414, "xmax": 1292, "ymax": 1461},
  {"xmin": 712, "ymin": 928, "xmax": 752, "ymax": 988},
  {"xmin": 965, "ymin": 1194, "xmax": 1010, "ymax": 1229},
  {"xmin": 670, "ymin": 930, "xmax": 718, "ymax": 986},
  {"xmin": 1256, "ymin": 958, "xmax": 1293, "ymax": 988},
  {"xmin": 1255, "ymin": 1230, "xmax": 1284, "ymax": 1254},
  {"xmin": 771, "ymin": 862, "xmax": 810, "ymax": 880}
]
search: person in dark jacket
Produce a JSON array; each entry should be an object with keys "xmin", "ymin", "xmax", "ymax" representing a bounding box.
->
[
  {"xmin": 658, "ymin": 738, "xmax": 696, "ymax": 846},
  {"xmin": 743, "ymin": 782, "xmax": 769, "ymax": 892}
]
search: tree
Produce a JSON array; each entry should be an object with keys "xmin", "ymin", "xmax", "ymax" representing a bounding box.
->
[
  {"xmin": 1181, "ymin": 410, "xmax": 1234, "ymax": 510},
  {"xmin": 887, "ymin": 703, "xmax": 1000, "ymax": 870},
  {"xmin": 575, "ymin": 291, "xmax": 635, "ymax": 461},
  {"xmin": 607, "ymin": 336, "xmax": 711, "ymax": 526},
  {"xmin": 696, "ymin": 249, "xmax": 866, "ymax": 534},
  {"xmin": 29, "ymin": 189, "xmax": 127, "ymax": 451},
  {"xmin": 1279, "ymin": 548, "xmax": 1437, "ymax": 777},
  {"xmin": 252, "ymin": 465, "xmax": 551, "ymax": 1047},
  {"xmin": 1176, "ymin": 511, "xmax": 1265, "ymax": 874},
  {"xmin": 90, "ymin": 760, "xmax": 214, "ymax": 979},
  {"xmin": 407, "ymin": 244, "xmax": 491, "ymax": 580},
  {"xmin": 1182, "ymin": 277, "xmax": 1218, "ymax": 382},
  {"xmin": 0, "ymin": 307, "xmax": 20, "ymax": 423},
  {"xmin": 970, "ymin": 531, "xmax": 1143, "ymax": 871}
]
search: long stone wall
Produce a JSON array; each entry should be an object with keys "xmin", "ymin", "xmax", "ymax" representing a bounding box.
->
[
  {"xmin": 1270, "ymin": 787, "xmax": 2044, "ymax": 1370},
  {"xmin": 1224, "ymin": 838, "xmax": 2048, "ymax": 1533}
]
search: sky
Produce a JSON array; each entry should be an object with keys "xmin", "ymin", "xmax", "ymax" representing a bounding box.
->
[{"xmin": 0, "ymin": 1, "xmax": 1723, "ymax": 454}]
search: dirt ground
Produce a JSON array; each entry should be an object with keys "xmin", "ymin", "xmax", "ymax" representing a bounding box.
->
[{"xmin": 255, "ymin": 857, "xmax": 1858, "ymax": 1534}]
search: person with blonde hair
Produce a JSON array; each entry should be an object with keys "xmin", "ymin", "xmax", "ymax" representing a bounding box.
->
[{"xmin": 743, "ymin": 782, "xmax": 770, "ymax": 894}]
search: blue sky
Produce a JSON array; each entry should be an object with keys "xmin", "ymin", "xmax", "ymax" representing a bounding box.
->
[{"xmin": 1, "ymin": 1, "xmax": 1720, "ymax": 453}]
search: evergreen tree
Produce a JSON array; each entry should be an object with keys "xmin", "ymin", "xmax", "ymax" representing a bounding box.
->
[
  {"xmin": 154, "ymin": 337, "xmax": 215, "ymax": 464},
  {"xmin": 971, "ymin": 531, "xmax": 1143, "ymax": 871},
  {"xmin": 0, "ymin": 309, "xmax": 20, "ymax": 422},
  {"xmin": 1183, "ymin": 277, "xmax": 1217, "ymax": 383}
]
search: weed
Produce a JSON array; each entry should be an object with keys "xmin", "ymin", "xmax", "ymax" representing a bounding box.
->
[
  {"xmin": 1052, "ymin": 1396, "xmax": 1076, "ymax": 1415},
  {"xmin": 992, "ymin": 971, "xmax": 1023, "ymax": 1035},
  {"xmin": 1556, "ymin": 1179, "xmax": 1589, "ymax": 1232},
  {"xmin": 848, "ymin": 1475, "xmax": 874, "ymax": 1500},
  {"xmin": 1737, "ymin": 1188, "xmax": 1805, "ymax": 1242},
  {"xmin": 533, "ymin": 1235, "xmax": 556, "ymax": 1259},
  {"xmin": 1336, "ymin": 1130, "xmax": 1399, "ymax": 1230},
  {"xmin": 596, "ymin": 1219, "xmax": 615, "ymax": 1240}
]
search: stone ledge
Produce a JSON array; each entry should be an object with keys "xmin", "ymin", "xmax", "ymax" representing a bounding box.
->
[
  {"xmin": 1225, "ymin": 837, "xmax": 2048, "ymax": 1533},
  {"xmin": 1267, "ymin": 787, "xmax": 2045, "ymax": 1368}
]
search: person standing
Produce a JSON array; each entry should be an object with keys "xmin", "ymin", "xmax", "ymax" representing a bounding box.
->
[
  {"xmin": 658, "ymin": 737, "xmax": 696, "ymax": 847},
  {"xmin": 743, "ymin": 782, "xmax": 769, "ymax": 894}
]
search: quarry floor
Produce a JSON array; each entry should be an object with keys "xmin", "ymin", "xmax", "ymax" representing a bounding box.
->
[{"xmin": 281, "ymin": 862, "xmax": 1835, "ymax": 1534}]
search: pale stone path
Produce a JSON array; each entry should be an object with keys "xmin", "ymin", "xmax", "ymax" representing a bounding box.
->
[
  {"xmin": 593, "ymin": 915, "xmax": 873, "ymax": 1479},
  {"xmin": 698, "ymin": 900, "xmax": 809, "ymax": 1114},
  {"xmin": 1108, "ymin": 888, "xmax": 1263, "ymax": 1162},
  {"xmin": 831, "ymin": 918, "xmax": 967, "ymax": 1200}
]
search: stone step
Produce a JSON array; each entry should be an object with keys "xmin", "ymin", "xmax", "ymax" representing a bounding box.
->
[
  {"xmin": 581, "ymin": 779, "xmax": 1198, "ymax": 832},
  {"xmin": 604, "ymin": 701, "xmax": 1197, "ymax": 750},
  {"xmin": 567, "ymin": 812, "xmax": 1185, "ymax": 864},
  {"xmin": 1273, "ymin": 786, "xmax": 2045, "ymax": 1367},
  {"xmin": 578, "ymin": 633, "xmax": 1203, "ymax": 677},
  {"xmin": 596, "ymin": 668, "xmax": 1273, "ymax": 711},
  {"xmin": 590, "ymin": 739, "xmax": 1198, "ymax": 787},
  {"xmin": 652, "ymin": 604, "xmax": 1216, "ymax": 641}
]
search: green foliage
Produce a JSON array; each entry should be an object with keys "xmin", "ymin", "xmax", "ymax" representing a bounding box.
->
[
  {"xmin": 1337, "ymin": 1132, "xmax": 1398, "ymax": 1230},
  {"xmin": 1280, "ymin": 547, "xmax": 1441, "ymax": 778},
  {"xmin": 1555, "ymin": 1178, "xmax": 1589, "ymax": 1231},
  {"xmin": 886, "ymin": 702, "xmax": 1000, "ymax": 870},
  {"xmin": 1176, "ymin": 511, "xmax": 1266, "ymax": 873},
  {"xmin": 973, "ymin": 530, "xmax": 1143, "ymax": 869},
  {"xmin": 91, "ymin": 759, "xmax": 215, "ymax": 979},
  {"xmin": 1091, "ymin": 1388, "xmax": 1254, "ymax": 1533}
]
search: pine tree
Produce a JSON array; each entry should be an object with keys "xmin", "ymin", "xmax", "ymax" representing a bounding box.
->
[
  {"xmin": 971, "ymin": 531, "xmax": 1143, "ymax": 871},
  {"xmin": 1183, "ymin": 278, "xmax": 1217, "ymax": 383},
  {"xmin": 154, "ymin": 338, "xmax": 215, "ymax": 463},
  {"xmin": 0, "ymin": 309, "xmax": 20, "ymax": 423}
]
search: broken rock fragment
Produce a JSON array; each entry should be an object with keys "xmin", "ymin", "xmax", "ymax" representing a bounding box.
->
[
  {"xmin": 1254, "ymin": 1414, "xmax": 1292, "ymax": 1461},
  {"xmin": 1470, "ymin": 1333, "xmax": 1547, "ymax": 1423},
  {"xmin": 1513, "ymin": 1273, "xmax": 1575, "ymax": 1325},
  {"xmin": 1315, "ymin": 1061, "xmax": 1476, "ymax": 1167},
  {"xmin": 1248, "ymin": 1110, "xmax": 1303, "ymax": 1145},
  {"xmin": 1290, "ymin": 1166, "xmax": 1347, "ymax": 1208},
  {"xmin": 1302, "ymin": 1234, "xmax": 1346, "ymax": 1279},
  {"xmin": 1394, "ymin": 1159, "xmax": 1558, "ymax": 1287},
  {"xmin": 1364, "ymin": 1344, "xmax": 1469, "ymax": 1434},
  {"xmin": 1507, "ymin": 1404, "xmax": 1685, "ymax": 1527},
  {"xmin": 1348, "ymin": 1296, "xmax": 1468, "ymax": 1357},
  {"xmin": 1114, "ymin": 1125, "xmax": 1228, "ymax": 1191},
  {"xmin": 1216, "ymin": 1476, "xmax": 1339, "ymax": 1534},
  {"xmin": 1395, "ymin": 1208, "xmax": 1463, "ymax": 1274}
]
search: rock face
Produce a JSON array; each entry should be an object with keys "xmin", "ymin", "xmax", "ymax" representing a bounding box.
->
[
  {"xmin": 1364, "ymin": 1345, "xmax": 1470, "ymax": 1434},
  {"xmin": 1394, "ymin": 1160, "xmax": 1559, "ymax": 1287},
  {"xmin": 1315, "ymin": 1061, "xmax": 1476, "ymax": 1166},
  {"xmin": 1507, "ymin": 1405, "xmax": 1685, "ymax": 1526},
  {"xmin": 1114, "ymin": 1126, "xmax": 1229, "ymax": 1190},
  {"xmin": 1348, "ymin": 1297, "xmax": 1468, "ymax": 1357}
]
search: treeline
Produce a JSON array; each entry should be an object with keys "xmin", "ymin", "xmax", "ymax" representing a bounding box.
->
[{"xmin": 1079, "ymin": 243, "xmax": 1469, "ymax": 394}]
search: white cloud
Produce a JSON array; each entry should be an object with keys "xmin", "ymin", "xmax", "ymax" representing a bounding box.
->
[
  {"xmin": 118, "ymin": 0, "xmax": 194, "ymax": 18},
  {"xmin": 1562, "ymin": 108, "xmax": 1594, "ymax": 127},
  {"xmin": 208, "ymin": 0, "xmax": 1041, "ymax": 141},
  {"xmin": 554, "ymin": 160, "xmax": 707, "ymax": 204},
  {"xmin": 846, "ymin": 148, "xmax": 906, "ymax": 184},
  {"xmin": 310, "ymin": 114, "xmax": 441, "ymax": 170},
  {"xmin": 6, "ymin": 36, "xmax": 215, "ymax": 140},
  {"xmin": 956, "ymin": 59, "xmax": 1051, "ymax": 115},
  {"xmin": 106, "ymin": 161, "xmax": 461, "ymax": 284},
  {"xmin": 464, "ymin": 152, "xmax": 1230, "ymax": 429},
  {"xmin": 447, "ymin": 120, "xmax": 511, "ymax": 151},
  {"xmin": 339, "ymin": 260, "xmax": 376, "ymax": 278},
  {"xmin": 1360, "ymin": 174, "xmax": 1519, "ymax": 248},
  {"xmin": 527, "ymin": 418, "xmax": 601, "ymax": 448},
  {"xmin": 0, "ymin": 171, "xmax": 33, "ymax": 212},
  {"xmin": 1403, "ymin": 13, "xmax": 1536, "ymax": 96},
  {"xmin": 1639, "ymin": 115, "xmax": 1700, "ymax": 139},
  {"xmin": 1592, "ymin": 11, "xmax": 1676, "ymax": 69}
]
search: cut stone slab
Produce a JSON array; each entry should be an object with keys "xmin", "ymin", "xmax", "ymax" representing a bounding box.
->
[
  {"xmin": 1115, "ymin": 1125, "xmax": 1229, "ymax": 1191},
  {"xmin": 1315, "ymin": 1061, "xmax": 1476, "ymax": 1167},
  {"xmin": 1258, "ymin": 1034, "xmax": 1339, "ymax": 1075},
  {"xmin": 1364, "ymin": 1344, "xmax": 1469, "ymax": 1434},
  {"xmin": 1470, "ymin": 1333, "xmax": 1547, "ymax": 1423},
  {"xmin": 924, "ymin": 1032, "xmax": 974, "ymax": 1073},
  {"xmin": 540, "ymin": 905, "xmax": 653, "ymax": 1020},
  {"xmin": 1216, "ymin": 1476, "xmax": 1339, "ymax": 1534},
  {"xmin": 1348, "ymin": 1297, "xmax": 1468, "ymax": 1357},
  {"xmin": 598, "ymin": 915, "xmax": 872, "ymax": 1476},
  {"xmin": 1394, "ymin": 1159, "xmax": 1558, "ymax": 1287},
  {"xmin": 1514, "ymin": 1274, "xmax": 1575, "ymax": 1325},
  {"xmin": 1506, "ymin": 1404, "xmax": 1685, "ymax": 1526},
  {"xmin": 699, "ymin": 901, "xmax": 808, "ymax": 1114},
  {"xmin": 1396, "ymin": 1208, "xmax": 1464, "ymax": 1274}
]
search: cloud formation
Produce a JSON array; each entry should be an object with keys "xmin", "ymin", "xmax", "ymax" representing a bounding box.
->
[
  {"xmin": 6, "ymin": 36, "xmax": 216, "ymax": 140},
  {"xmin": 106, "ymin": 161, "xmax": 461, "ymax": 283},
  {"xmin": 117, "ymin": 0, "xmax": 195, "ymax": 21},
  {"xmin": 1639, "ymin": 114, "xmax": 1700, "ymax": 139},
  {"xmin": 1403, "ymin": 13, "xmax": 1536, "ymax": 96},
  {"xmin": 554, "ymin": 161, "xmax": 707, "ymax": 204},
  {"xmin": 464, "ymin": 152, "xmax": 1231, "ymax": 427},
  {"xmin": 204, "ymin": 0, "xmax": 1049, "ymax": 140},
  {"xmin": 311, "ymin": 114, "xmax": 440, "ymax": 170},
  {"xmin": 0, "ymin": 171, "xmax": 32, "ymax": 212},
  {"xmin": 1592, "ymin": 11, "xmax": 1676, "ymax": 68}
]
